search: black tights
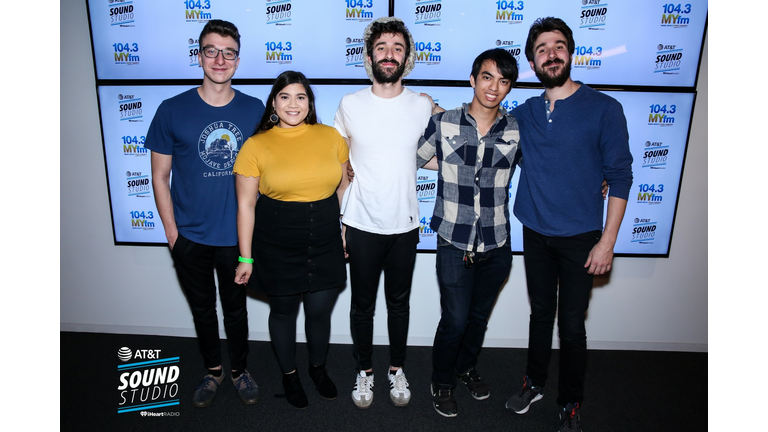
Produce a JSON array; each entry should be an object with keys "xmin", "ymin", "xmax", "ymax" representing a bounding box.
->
[{"xmin": 268, "ymin": 288, "xmax": 339, "ymax": 373}]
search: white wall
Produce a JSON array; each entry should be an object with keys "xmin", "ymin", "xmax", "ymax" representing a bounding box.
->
[{"xmin": 60, "ymin": 1, "xmax": 707, "ymax": 352}]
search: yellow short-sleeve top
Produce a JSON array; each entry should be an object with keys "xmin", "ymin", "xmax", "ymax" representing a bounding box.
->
[{"xmin": 233, "ymin": 123, "xmax": 349, "ymax": 202}]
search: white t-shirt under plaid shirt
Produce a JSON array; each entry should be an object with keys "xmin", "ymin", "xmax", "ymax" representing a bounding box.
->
[{"xmin": 416, "ymin": 104, "xmax": 520, "ymax": 253}]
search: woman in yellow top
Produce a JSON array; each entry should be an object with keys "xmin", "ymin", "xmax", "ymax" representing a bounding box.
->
[{"xmin": 233, "ymin": 71, "xmax": 350, "ymax": 409}]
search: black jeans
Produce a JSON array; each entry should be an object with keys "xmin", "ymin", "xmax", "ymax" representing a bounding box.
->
[
  {"xmin": 267, "ymin": 288, "xmax": 340, "ymax": 373},
  {"xmin": 431, "ymin": 238, "xmax": 512, "ymax": 387},
  {"xmin": 171, "ymin": 234, "xmax": 249, "ymax": 372},
  {"xmin": 345, "ymin": 226, "xmax": 419, "ymax": 371},
  {"xmin": 522, "ymin": 226, "xmax": 601, "ymax": 406}
]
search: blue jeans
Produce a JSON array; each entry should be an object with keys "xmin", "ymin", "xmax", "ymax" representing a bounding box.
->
[{"xmin": 431, "ymin": 238, "xmax": 512, "ymax": 388}]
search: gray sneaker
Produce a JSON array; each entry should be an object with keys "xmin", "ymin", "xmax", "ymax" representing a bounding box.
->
[
  {"xmin": 558, "ymin": 403, "xmax": 582, "ymax": 432},
  {"xmin": 192, "ymin": 374, "xmax": 224, "ymax": 408},
  {"xmin": 232, "ymin": 370, "xmax": 259, "ymax": 405},
  {"xmin": 505, "ymin": 375, "xmax": 543, "ymax": 414}
]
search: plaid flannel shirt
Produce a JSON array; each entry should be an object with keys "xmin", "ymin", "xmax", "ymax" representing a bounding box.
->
[{"xmin": 417, "ymin": 104, "xmax": 520, "ymax": 253}]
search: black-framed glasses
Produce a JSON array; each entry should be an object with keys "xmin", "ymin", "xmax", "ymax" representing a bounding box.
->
[{"xmin": 202, "ymin": 46, "xmax": 239, "ymax": 61}]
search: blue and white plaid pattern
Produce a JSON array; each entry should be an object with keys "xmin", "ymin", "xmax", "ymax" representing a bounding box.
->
[{"xmin": 417, "ymin": 104, "xmax": 520, "ymax": 252}]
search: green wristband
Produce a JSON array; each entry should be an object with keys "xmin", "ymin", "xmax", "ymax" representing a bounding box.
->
[{"xmin": 238, "ymin": 256, "xmax": 254, "ymax": 264}]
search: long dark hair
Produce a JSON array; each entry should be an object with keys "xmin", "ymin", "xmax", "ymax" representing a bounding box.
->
[{"xmin": 256, "ymin": 71, "xmax": 318, "ymax": 134}]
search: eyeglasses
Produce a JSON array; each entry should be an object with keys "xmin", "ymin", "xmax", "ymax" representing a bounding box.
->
[{"xmin": 202, "ymin": 46, "xmax": 239, "ymax": 61}]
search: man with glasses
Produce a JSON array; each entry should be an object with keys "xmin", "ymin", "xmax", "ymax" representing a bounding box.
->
[{"xmin": 146, "ymin": 19, "xmax": 265, "ymax": 408}]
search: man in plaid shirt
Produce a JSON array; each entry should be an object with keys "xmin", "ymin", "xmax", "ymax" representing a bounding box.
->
[{"xmin": 416, "ymin": 48, "xmax": 520, "ymax": 418}]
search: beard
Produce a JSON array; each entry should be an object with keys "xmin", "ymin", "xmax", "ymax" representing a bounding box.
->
[
  {"xmin": 534, "ymin": 57, "xmax": 572, "ymax": 89},
  {"xmin": 372, "ymin": 58, "xmax": 407, "ymax": 84}
]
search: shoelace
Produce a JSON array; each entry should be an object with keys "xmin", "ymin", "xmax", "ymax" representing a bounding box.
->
[
  {"xmin": 197, "ymin": 376, "xmax": 220, "ymax": 391},
  {"xmin": 467, "ymin": 369, "xmax": 482, "ymax": 383},
  {"xmin": 235, "ymin": 373, "xmax": 253, "ymax": 390},
  {"xmin": 392, "ymin": 373, "xmax": 408, "ymax": 392},
  {"xmin": 356, "ymin": 375, "xmax": 373, "ymax": 394},
  {"xmin": 517, "ymin": 384, "xmax": 533, "ymax": 397}
]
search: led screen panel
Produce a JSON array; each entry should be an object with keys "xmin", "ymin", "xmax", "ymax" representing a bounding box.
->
[
  {"xmin": 395, "ymin": 0, "xmax": 707, "ymax": 87},
  {"xmin": 88, "ymin": 0, "xmax": 706, "ymax": 87},
  {"xmin": 99, "ymin": 83, "xmax": 694, "ymax": 256},
  {"xmin": 88, "ymin": 0, "xmax": 389, "ymax": 80}
]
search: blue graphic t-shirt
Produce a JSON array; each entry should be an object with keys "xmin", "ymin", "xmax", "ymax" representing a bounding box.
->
[{"xmin": 145, "ymin": 88, "xmax": 265, "ymax": 246}]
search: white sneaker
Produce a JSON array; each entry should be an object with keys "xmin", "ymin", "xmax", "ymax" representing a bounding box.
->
[
  {"xmin": 352, "ymin": 370, "xmax": 374, "ymax": 409},
  {"xmin": 387, "ymin": 368, "xmax": 411, "ymax": 407}
]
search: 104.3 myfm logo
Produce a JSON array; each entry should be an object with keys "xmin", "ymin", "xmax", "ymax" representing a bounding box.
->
[
  {"xmin": 345, "ymin": 0, "xmax": 375, "ymax": 21},
  {"xmin": 265, "ymin": 41, "xmax": 293, "ymax": 64},
  {"xmin": 414, "ymin": 40, "xmax": 443, "ymax": 65},
  {"xmin": 647, "ymin": 103, "xmax": 676, "ymax": 126},
  {"xmin": 184, "ymin": 0, "xmax": 213, "ymax": 22},
  {"xmin": 113, "ymin": 42, "xmax": 140, "ymax": 65},
  {"xmin": 661, "ymin": 3, "xmax": 693, "ymax": 27},
  {"xmin": 495, "ymin": 0, "xmax": 524, "ymax": 24}
]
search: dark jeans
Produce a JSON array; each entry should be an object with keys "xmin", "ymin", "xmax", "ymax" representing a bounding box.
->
[
  {"xmin": 431, "ymin": 238, "xmax": 512, "ymax": 388},
  {"xmin": 345, "ymin": 226, "xmax": 419, "ymax": 371},
  {"xmin": 171, "ymin": 234, "xmax": 249, "ymax": 372},
  {"xmin": 268, "ymin": 288, "xmax": 340, "ymax": 373},
  {"xmin": 522, "ymin": 226, "xmax": 601, "ymax": 406}
]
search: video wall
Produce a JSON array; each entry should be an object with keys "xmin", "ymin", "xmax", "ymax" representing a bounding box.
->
[{"xmin": 88, "ymin": 0, "xmax": 708, "ymax": 257}]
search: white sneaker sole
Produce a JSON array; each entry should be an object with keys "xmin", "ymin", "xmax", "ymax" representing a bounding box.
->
[
  {"xmin": 390, "ymin": 392, "xmax": 410, "ymax": 407},
  {"xmin": 432, "ymin": 402, "xmax": 458, "ymax": 418},
  {"xmin": 507, "ymin": 393, "xmax": 543, "ymax": 414},
  {"xmin": 352, "ymin": 393, "xmax": 373, "ymax": 409}
]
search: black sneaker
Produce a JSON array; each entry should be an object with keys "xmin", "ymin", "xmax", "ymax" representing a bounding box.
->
[
  {"xmin": 458, "ymin": 369, "xmax": 490, "ymax": 400},
  {"xmin": 431, "ymin": 383, "xmax": 458, "ymax": 418},
  {"xmin": 505, "ymin": 375, "xmax": 543, "ymax": 414},
  {"xmin": 559, "ymin": 403, "xmax": 582, "ymax": 432}
]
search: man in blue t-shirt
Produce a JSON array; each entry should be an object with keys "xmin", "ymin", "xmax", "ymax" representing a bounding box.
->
[
  {"xmin": 145, "ymin": 19, "xmax": 265, "ymax": 408},
  {"xmin": 504, "ymin": 17, "xmax": 633, "ymax": 432}
]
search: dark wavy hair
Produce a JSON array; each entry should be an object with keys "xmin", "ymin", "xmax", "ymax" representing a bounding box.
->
[
  {"xmin": 471, "ymin": 49, "xmax": 519, "ymax": 85},
  {"xmin": 199, "ymin": 19, "xmax": 241, "ymax": 51},
  {"xmin": 524, "ymin": 17, "xmax": 575, "ymax": 63},
  {"xmin": 364, "ymin": 18, "xmax": 412, "ymax": 64},
  {"xmin": 256, "ymin": 71, "xmax": 318, "ymax": 134}
]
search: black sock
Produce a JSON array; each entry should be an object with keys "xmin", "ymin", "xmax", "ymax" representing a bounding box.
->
[{"xmin": 208, "ymin": 369, "xmax": 223, "ymax": 378}]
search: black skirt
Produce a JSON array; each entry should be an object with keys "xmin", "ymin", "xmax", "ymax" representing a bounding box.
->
[{"xmin": 252, "ymin": 194, "xmax": 346, "ymax": 296}]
